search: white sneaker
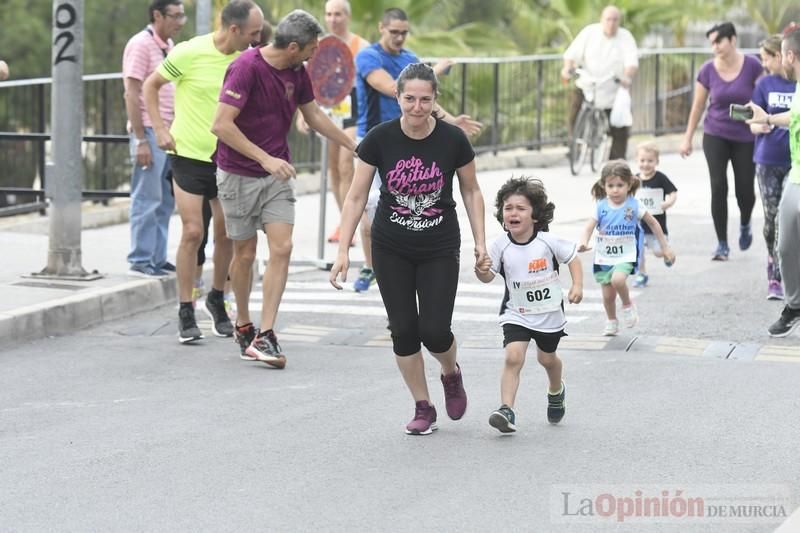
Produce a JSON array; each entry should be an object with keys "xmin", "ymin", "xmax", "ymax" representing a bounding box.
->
[
  {"xmin": 603, "ymin": 319, "xmax": 619, "ymax": 336},
  {"xmin": 622, "ymin": 303, "xmax": 639, "ymax": 328}
]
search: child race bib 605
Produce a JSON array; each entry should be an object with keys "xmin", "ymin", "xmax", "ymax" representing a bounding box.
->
[
  {"xmin": 636, "ymin": 188, "xmax": 664, "ymax": 215},
  {"xmin": 595, "ymin": 234, "xmax": 637, "ymax": 265},
  {"xmin": 509, "ymin": 271, "xmax": 563, "ymax": 315}
]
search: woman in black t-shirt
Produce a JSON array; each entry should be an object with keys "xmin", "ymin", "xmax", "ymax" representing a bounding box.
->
[{"xmin": 330, "ymin": 63, "xmax": 489, "ymax": 436}]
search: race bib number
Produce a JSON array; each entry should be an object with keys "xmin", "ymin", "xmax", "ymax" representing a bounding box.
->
[
  {"xmin": 637, "ymin": 188, "xmax": 664, "ymax": 215},
  {"xmin": 595, "ymin": 234, "xmax": 637, "ymax": 265},
  {"xmin": 330, "ymin": 94, "xmax": 352, "ymax": 119},
  {"xmin": 509, "ymin": 271, "xmax": 563, "ymax": 315}
]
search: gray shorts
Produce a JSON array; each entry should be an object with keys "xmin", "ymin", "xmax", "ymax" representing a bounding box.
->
[
  {"xmin": 357, "ymin": 135, "xmax": 381, "ymax": 223},
  {"xmin": 216, "ymin": 169, "xmax": 296, "ymax": 240},
  {"xmin": 365, "ymin": 174, "xmax": 380, "ymax": 223}
]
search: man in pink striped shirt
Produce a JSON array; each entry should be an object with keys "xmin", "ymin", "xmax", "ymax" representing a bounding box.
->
[{"xmin": 123, "ymin": 0, "xmax": 186, "ymax": 277}]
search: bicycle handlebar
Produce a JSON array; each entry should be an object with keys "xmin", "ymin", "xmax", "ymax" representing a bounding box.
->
[{"xmin": 569, "ymin": 67, "xmax": 620, "ymax": 85}]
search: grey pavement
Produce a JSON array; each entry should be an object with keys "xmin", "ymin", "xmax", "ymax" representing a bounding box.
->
[{"xmin": 1, "ymin": 140, "xmax": 800, "ymax": 531}]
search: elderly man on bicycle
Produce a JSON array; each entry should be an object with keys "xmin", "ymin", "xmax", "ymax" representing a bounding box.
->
[{"xmin": 561, "ymin": 5, "xmax": 639, "ymax": 160}]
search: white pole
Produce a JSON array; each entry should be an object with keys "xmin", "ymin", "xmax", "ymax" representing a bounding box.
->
[{"xmin": 316, "ymin": 137, "xmax": 329, "ymax": 263}]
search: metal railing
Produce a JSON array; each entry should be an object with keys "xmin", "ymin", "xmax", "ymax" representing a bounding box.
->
[{"xmin": 0, "ymin": 49, "xmax": 721, "ymax": 216}]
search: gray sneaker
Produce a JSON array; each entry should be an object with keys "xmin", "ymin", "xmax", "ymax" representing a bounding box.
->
[
  {"xmin": 489, "ymin": 405, "xmax": 517, "ymax": 433},
  {"xmin": 178, "ymin": 306, "xmax": 203, "ymax": 344},
  {"xmin": 768, "ymin": 306, "xmax": 800, "ymax": 338},
  {"xmin": 205, "ymin": 293, "xmax": 233, "ymax": 337}
]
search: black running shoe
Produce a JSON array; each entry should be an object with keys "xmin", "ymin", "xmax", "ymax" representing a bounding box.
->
[
  {"xmin": 234, "ymin": 323, "xmax": 257, "ymax": 360},
  {"xmin": 245, "ymin": 330, "xmax": 286, "ymax": 369},
  {"xmin": 547, "ymin": 382, "xmax": 566, "ymax": 424},
  {"xmin": 205, "ymin": 293, "xmax": 234, "ymax": 337},
  {"xmin": 178, "ymin": 306, "xmax": 203, "ymax": 344},
  {"xmin": 768, "ymin": 306, "xmax": 800, "ymax": 338},
  {"xmin": 489, "ymin": 405, "xmax": 517, "ymax": 433}
]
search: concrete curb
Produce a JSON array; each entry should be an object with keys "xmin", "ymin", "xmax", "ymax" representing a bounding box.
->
[{"xmin": 0, "ymin": 276, "xmax": 176, "ymax": 348}]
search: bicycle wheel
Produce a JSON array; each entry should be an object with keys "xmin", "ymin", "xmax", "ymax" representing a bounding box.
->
[
  {"xmin": 590, "ymin": 111, "xmax": 611, "ymax": 172},
  {"xmin": 569, "ymin": 108, "xmax": 592, "ymax": 176}
]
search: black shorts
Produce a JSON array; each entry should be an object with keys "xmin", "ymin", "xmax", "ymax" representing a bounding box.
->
[
  {"xmin": 502, "ymin": 323, "xmax": 566, "ymax": 354},
  {"xmin": 170, "ymin": 154, "xmax": 218, "ymax": 199}
]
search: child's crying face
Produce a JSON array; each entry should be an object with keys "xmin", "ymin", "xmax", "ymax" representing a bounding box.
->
[{"xmin": 503, "ymin": 194, "xmax": 536, "ymax": 239}]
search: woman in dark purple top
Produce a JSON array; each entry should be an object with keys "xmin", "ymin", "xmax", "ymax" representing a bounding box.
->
[
  {"xmin": 680, "ymin": 22, "xmax": 763, "ymax": 261},
  {"xmin": 750, "ymin": 35, "xmax": 795, "ymax": 300}
]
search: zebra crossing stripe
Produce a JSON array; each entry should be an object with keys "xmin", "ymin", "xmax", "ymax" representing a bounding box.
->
[{"xmin": 212, "ymin": 280, "xmax": 616, "ymax": 323}]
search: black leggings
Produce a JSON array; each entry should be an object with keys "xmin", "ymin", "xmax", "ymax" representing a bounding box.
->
[
  {"xmin": 372, "ymin": 244, "xmax": 459, "ymax": 356},
  {"xmin": 702, "ymin": 133, "xmax": 756, "ymax": 242}
]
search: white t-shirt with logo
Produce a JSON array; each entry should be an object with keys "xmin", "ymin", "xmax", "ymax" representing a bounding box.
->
[{"xmin": 489, "ymin": 232, "xmax": 578, "ymax": 332}]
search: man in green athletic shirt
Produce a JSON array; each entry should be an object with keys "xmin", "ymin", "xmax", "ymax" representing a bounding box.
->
[{"xmin": 144, "ymin": 0, "xmax": 264, "ymax": 344}]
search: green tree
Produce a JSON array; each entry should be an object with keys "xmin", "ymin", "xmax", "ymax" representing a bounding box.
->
[
  {"xmin": 0, "ymin": 0, "xmax": 51, "ymax": 79},
  {"xmin": 737, "ymin": 0, "xmax": 797, "ymax": 34}
]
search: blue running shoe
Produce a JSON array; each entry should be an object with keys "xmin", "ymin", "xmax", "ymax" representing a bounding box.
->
[
  {"xmin": 739, "ymin": 224, "xmax": 753, "ymax": 251},
  {"xmin": 353, "ymin": 267, "xmax": 376, "ymax": 292},
  {"xmin": 712, "ymin": 241, "xmax": 730, "ymax": 261},
  {"xmin": 633, "ymin": 273, "xmax": 649, "ymax": 288}
]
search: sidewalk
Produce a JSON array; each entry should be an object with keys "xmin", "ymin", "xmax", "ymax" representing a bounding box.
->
[{"xmin": 0, "ymin": 134, "xmax": 701, "ymax": 349}]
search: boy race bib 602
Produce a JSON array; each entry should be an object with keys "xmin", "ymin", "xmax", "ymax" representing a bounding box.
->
[{"xmin": 509, "ymin": 271, "xmax": 563, "ymax": 315}]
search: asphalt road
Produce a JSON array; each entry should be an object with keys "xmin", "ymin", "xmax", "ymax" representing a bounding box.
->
[{"xmin": 2, "ymin": 154, "xmax": 799, "ymax": 531}]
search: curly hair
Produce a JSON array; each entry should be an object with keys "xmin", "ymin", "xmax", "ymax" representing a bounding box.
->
[
  {"xmin": 494, "ymin": 176, "xmax": 555, "ymax": 232},
  {"xmin": 591, "ymin": 159, "xmax": 640, "ymax": 200}
]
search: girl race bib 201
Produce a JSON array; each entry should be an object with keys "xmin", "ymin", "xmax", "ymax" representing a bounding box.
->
[{"xmin": 595, "ymin": 234, "xmax": 636, "ymax": 265}]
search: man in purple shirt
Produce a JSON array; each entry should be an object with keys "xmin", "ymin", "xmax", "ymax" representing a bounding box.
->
[{"xmin": 212, "ymin": 9, "xmax": 356, "ymax": 368}]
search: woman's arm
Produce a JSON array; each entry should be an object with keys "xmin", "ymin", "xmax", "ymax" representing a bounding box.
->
[
  {"xmin": 680, "ymin": 81, "xmax": 709, "ymax": 157},
  {"xmin": 456, "ymin": 159, "xmax": 489, "ymax": 268},
  {"xmin": 329, "ymin": 158, "xmax": 376, "ymax": 289}
]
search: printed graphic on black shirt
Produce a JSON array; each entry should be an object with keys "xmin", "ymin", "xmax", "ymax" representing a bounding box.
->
[{"xmin": 386, "ymin": 155, "xmax": 444, "ymax": 231}]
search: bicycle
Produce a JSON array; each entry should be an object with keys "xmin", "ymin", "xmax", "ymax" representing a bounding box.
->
[{"xmin": 568, "ymin": 68, "xmax": 618, "ymax": 176}]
